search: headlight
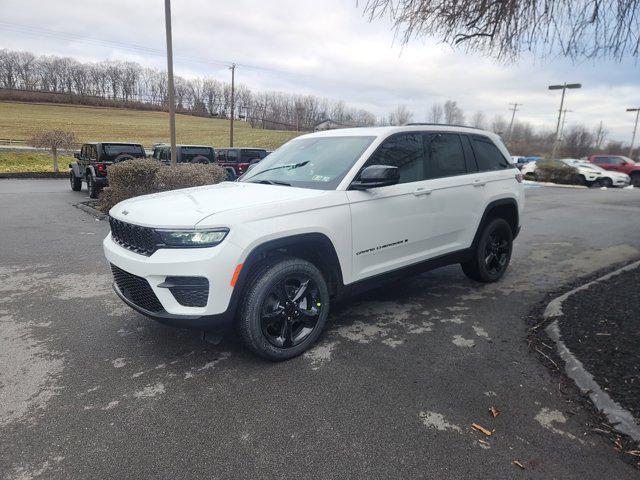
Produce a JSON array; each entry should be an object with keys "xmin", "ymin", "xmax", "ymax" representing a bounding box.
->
[{"xmin": 157, "ymin": 229, "xmax": 229, "ymax": 247}]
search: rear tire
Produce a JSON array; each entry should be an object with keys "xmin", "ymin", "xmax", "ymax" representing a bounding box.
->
[
  {"xmin": 462, "ymin": 218, "xmax": 513, "ymax": 283},
  {"xmin": 70, "ymin": 171, "xmax": 82, "ymax": 191},
  {"xmin": 237, "ymin": 257, "xmax": 330, "ymax": 361}
]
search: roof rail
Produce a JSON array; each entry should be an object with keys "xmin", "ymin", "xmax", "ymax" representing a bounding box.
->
[{"xmin": 404, "ymin": 123, "xmax": 482, "ymax": 130}]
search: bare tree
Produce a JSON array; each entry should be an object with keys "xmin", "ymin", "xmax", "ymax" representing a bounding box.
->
[
  {"xmin": 470, "ymin": 111, "xmax": 486, "ymax": 129},
  {"xmin": 491, "ymin": 115, "xmax": 508, "ymax": 135},
  {"xmin": 562, "ymin": 125, "xmax": 594, "ymax": 158},
  {"xmin": 28, "ymin": 129, "xmax": 77, "ymax": 172},
  {"xmin": 428, "ymin": 103, "xmax": 443, "ymax": 123},
  {"xmin": 443, "ymin": 100, "xmax": 464, "ymax": 124},
  {"xmin": 363, "ymin": 0, "xmax": 640, "ymax": 61},
  {"xmin": 388, "ymin": 104, "xmax": 414, "ymax": 125}
]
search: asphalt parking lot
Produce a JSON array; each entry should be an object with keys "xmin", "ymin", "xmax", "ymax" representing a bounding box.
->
[{"xmin": 1, "ymin": 179, "xmax": 640, "ymax": 479}]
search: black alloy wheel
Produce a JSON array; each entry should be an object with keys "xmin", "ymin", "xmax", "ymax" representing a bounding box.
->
[
  {"xmin": 483, "ymin": 231, "xmax": 510, "ymax": 277},
  {"xmin": 237, "ymin": 256, "xmax": 330, "ymax": 361},
  {"xmin": 461, "ymin": 218, "xmax": 513, "ymax": 283},
  {"xmin": 260, "ymin": 274, "xmax": 321, "ymax": 348}
]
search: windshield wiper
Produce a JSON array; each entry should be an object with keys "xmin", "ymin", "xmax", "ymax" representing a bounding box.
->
[
  {"xmin": 245, "ymin": 161, "xmax": 309, "ymax": 179},
  {"xmin": 248, "ymin": 179, "xmax": 291, "ymax": 186}
]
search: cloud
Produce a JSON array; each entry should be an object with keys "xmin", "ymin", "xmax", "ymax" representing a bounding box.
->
[{"xmin": 0, "ymin": 0, "xmax": 637, "ymax": 141}]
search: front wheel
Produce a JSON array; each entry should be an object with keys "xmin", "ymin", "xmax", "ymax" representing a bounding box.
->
[
  {"xmin": 599, "ymin": 177, "xmax": 613, "ymax": 188},
  {"xmin": 631, "ymin": 173, "xmax": 640, "ymax": 188},
  {"xmin": 87, "ymin": 175, "xmax": 100, "ymax": 199},
  {"xmin": 70, "ymin": 171, "xmax": 82, "ymax": 191},
  {"xmin": 237, "ymin": 257, "xmax": 330, "ymax": 361},
  {"xmin": 462, "ymin": 218, "xmax": 513, "ymax": 283}
]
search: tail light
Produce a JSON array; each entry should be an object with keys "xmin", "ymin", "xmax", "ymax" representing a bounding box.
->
[
  {"xmin": 96, "ymin": 163, "xmax": 107, "ymax": 175},
  {"xmin": 515, "ymin": 173, "xmax": 523, "ymax": 183}
]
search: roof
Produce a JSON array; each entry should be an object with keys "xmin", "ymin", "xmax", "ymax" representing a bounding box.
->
[{"xmin": 298, "ymin": 125, "xmax": 498, "ymax": 140}]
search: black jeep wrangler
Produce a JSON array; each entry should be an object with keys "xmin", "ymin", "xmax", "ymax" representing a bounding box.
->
[
  {"xmin": 69, "ymin": 142, "xmax": 146, "ymax": 198},
  {"xmin": 151, "ymin": 144, "xmax": 215, "ymax": 164}
]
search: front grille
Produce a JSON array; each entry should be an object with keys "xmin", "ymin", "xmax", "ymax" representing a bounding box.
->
[
  {"xmin": 109, "ymin": 217, "xmax": 158, "ymax": 256},
  {"xmin": 111, "ymin": 264, "xmax": 163, "ymax": 313},
  {"xmin": 162, "ymin": 276, "xmax": 209, "ymax": 307}
]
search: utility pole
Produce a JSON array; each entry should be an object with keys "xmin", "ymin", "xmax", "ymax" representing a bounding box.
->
[
  {"xmin": 229, "ymin": 63, "xmax": 236, "ymax": 147},
  {"xmin": 548, "ymin": 83, "xmax": 582, "ymax": 159},
  {"xmin": 164, "ymin": 0, "xmax": 177, "ymax": 167},
  {"xmin": 506, "ymin": 102, "xmax": 521, "ymax": 142},
  {"xmin": 627, "ymin": 107, "xmax": 640, "ymax": 159}
]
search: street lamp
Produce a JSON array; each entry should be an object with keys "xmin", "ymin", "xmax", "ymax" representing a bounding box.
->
[
  {"xmin": 549, "ymin": 83, "xmax": 581, "ymax": 158},
  {"xmin": 627, "ymin": 107, "xmax": 640, "ymax": 159}
]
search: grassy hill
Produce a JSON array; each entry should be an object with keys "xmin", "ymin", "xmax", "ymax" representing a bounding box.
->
[{"xmin": 0, "ymin": 101, "xmax": 303, "ymax": 173}]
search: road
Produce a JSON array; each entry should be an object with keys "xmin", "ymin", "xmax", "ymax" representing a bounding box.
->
[{"xmin": 1, "ymin": 179, "xmax": 640, "ymax": 479}]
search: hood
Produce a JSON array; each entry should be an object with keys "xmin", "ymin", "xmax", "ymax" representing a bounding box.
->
[{"xmin": 109, "ymin": 181, "xmax": 328, "ymax": 228}]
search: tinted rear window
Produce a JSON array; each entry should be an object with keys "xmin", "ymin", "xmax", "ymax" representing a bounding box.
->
[
  {"xmin": 241, "ymin": 149, "xmax": 267, "ymax": 162},
  {"xmin": 181, "ymin": 147, "xmax": 214, "ymax": 161},
  {"xmin": 102, "ymin": 144, "xmax": 145, "ymax": 160},
  {"xmin": 424, "ymin": 133, "xmax": 467, "ymax": 179},
  {"xmin": 471, "ymin": 137, "xmax": 512, "ymax": 171}
]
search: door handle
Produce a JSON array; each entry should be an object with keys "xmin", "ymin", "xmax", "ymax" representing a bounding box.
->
[
  {"xmin": 413, "ymin": 187, "xmax": 432, "ymax": 197},
  {"xmin": 473, "ymin": 179, "xmax": 487, "ymax": 187}
]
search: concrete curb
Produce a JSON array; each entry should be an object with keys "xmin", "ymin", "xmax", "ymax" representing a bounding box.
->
[
  {"xmin": 543, "ymin": 260, "xmax": 640, "ymax": 443},
  {"xmin": 75, "ymin": 201, "xmax": 108, "ymax": 221},
  {"xmin": 0, "ymin": 172, "xmax": 68, "ymax": 179}
]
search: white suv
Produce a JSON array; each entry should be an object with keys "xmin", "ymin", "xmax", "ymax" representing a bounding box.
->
[{"xmin": 104, "ymin": 125, "xmax": 524, "ymax": 360}]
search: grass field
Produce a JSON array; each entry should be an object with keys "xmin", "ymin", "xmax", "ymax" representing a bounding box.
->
[
  {"xmin": 0, "ymin": 151, "xmax": 74, "ymax": 173},
  {"xmin": 0, "ymin": 101, "xmax": 303, "ymax": 173}
]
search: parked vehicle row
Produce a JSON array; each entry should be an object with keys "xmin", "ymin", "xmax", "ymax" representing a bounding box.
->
[
  {"xmin": 69, "ymin": 142, "xmax": 271, "ymax": 197},
  {"xmin": 518, "ymin": 154, "xmax": 637, "ymax": 187}
]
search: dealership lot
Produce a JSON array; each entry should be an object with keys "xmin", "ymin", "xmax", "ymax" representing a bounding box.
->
[{"xmin": 1, "ymin": 180, "xmax": 640, "ymax": 479}]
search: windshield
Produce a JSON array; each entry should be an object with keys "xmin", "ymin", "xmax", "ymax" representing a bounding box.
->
[
  {"xmin": 102, "ymin": 144, "xmax": 145, "ymax": 160},
  {"xmin": 240, "ymin": 136, "xmax": 375, "ymax": 190}
]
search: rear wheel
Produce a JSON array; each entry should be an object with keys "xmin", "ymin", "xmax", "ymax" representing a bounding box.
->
[
  {"xmin": 70, "ymin": 171, "xmax": 82, "ymax": 191},
  {"xmin": 237, "ymin": 257, "xmax": 330, "ymax": 361},
  {"xmin": 462, "ymin": 218, "xmax": 513, "ymax": 283}
]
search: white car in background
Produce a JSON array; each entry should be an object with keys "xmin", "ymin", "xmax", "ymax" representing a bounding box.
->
[
  {"xmin": 522, "ymin": 158, "xmax": 603, "ymax": 186},
  {"xmin": 564, "ymin": 159, "xmax": 631, "ymax": 188}
]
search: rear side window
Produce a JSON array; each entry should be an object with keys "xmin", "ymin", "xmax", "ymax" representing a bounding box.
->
[
  {"xmin": 471, "ymin": 136, "xmax": 512, "ymax": 171},
  {"xmin": 240, "ymin": 149, "xmax": 267, "ymax": 162},
  {"xmin": 424, "ymin": 133, "xmax": 466, "ymax": 179},
  {"xmin": 365, "ymin": 133, "xmax": 425, "ymax": 184}
]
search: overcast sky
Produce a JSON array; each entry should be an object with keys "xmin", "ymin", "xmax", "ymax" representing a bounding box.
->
[{"xmin": 1, "ymin": 0, "xmax": 638, "ymax": 142}]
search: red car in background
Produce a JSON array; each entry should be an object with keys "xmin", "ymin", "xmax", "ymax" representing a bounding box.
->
[
  {"xmin": 587, "ymin": 154, "xmax": 640, "ymax": 187},
  {"xmin": 214, "ymin": 148, "xmax": 269, "ymax": 176}
]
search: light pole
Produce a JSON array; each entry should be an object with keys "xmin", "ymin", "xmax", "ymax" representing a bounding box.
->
[
  {"xmin": 229, "ymin": 63, "xmax": 236, "ymax": 147},
  {"xmin": 549, "ymin": 83, "xmax": 581, "ymax": 159},
  {"xmin": 164, "ymin": 0, "xmax": 177, "ymax": 167},
  {"xmin": 627, "ymin": 107, "xmax": 640, "ymax": 159},
  {"xmin": 559, "ymin": 109, "xmax": 573, "ymax": 140}
]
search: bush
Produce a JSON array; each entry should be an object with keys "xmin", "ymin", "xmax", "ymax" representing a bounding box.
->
[
  {"xmin": 97, "ymin": 160, "xmax": 227, "ymax": 213},
  {"xmin": 532, "ymin": 163, "xmax": 581, "ymax": 185}
]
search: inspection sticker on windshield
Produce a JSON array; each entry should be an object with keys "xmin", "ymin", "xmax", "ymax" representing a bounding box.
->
[{"xmin": 312, "ymin": 175, "xmax": 331, "ymax": 182}]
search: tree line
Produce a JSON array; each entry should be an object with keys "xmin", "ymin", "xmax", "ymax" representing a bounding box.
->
[
  {"xmin": 0, "ymin": 49, "xmax": 377, "ymax": 131},
  {"xmin": 0, "ymin": 48, "xmax": 634, "ymax": 158}
]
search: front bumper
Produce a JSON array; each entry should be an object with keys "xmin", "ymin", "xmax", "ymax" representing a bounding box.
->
[{"xmin": 103, "ymin": 233, "xmax": 243, "ymax": 330}]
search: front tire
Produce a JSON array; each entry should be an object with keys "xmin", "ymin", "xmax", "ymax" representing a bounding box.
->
[
  {"xmin": 87, "ymin": 174, "xmax": 100, "ymax": 199},
  {"xmin": 631, "ymin": 173, "xmax": 640, "ymax": 188},
  {"xmin": 462, "ymin": 218, "xmax": 513, "ymax": 283},
  {"xmin": 599, "ymin": 177, "xmax": 613, "ymax": 188},
  {"xmin": 237, "ymin": 257, "xmax": 330, "ymax": 361},
  {"xmin": 70, "ymin": 171, "xmax": 82, "ymax": 191}
]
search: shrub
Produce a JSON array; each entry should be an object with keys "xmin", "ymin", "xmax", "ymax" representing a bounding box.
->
[
  {"xmin": 533, "ymin": 163, "xmax": 581, "ymax": 185},
  {"xmin": 97, "ymin": 160, "xmax": 227, "ymax": 213}
]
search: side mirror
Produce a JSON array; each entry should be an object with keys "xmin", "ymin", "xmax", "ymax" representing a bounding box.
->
[
  {"xmin": 350, "ymin": 165, "xmax": 400, "ymax": 190},
  {"xmin": 74, "ymin": 152, "xmax": 80, "ymax": 160}
]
